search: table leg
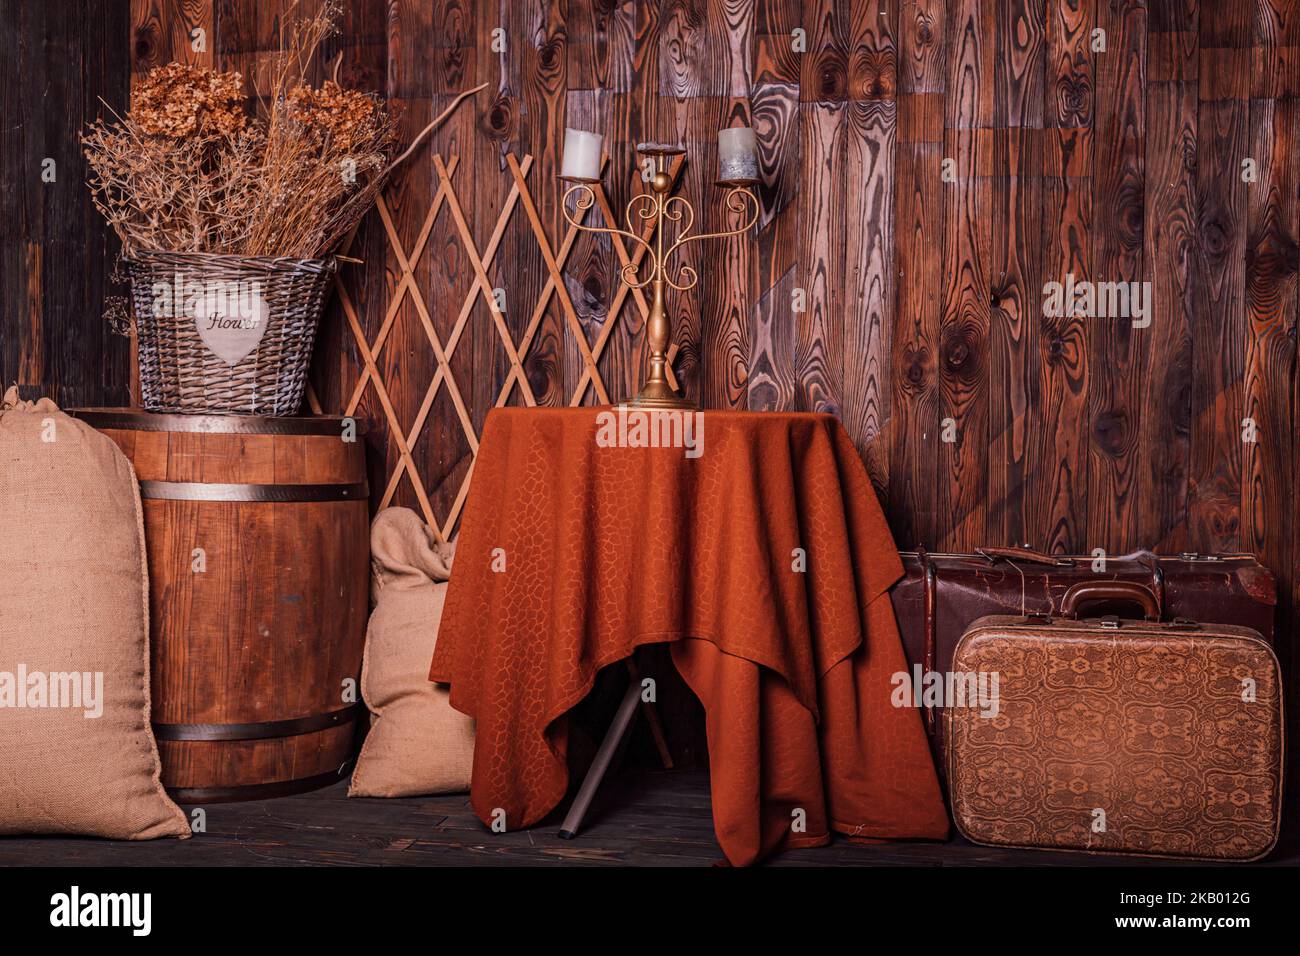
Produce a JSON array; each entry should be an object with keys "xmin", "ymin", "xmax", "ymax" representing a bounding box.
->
[{"xmin": 557, "ymin": 668, "xmax": 643, "ymax": 840}]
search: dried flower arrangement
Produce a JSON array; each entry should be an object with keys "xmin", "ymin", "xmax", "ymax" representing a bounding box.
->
[
  {"xmin": 82, "ymin": 2, "xmax": 418, "ymax": 259},
  {"xmin": 80, "ymin": 1, "xmax": 483, "ymax": 416}
]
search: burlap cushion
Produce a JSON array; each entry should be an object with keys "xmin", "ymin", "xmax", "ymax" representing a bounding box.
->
[
  {"xmin": 349, "ymin": 508, "xmax": 474, "ymax": 798},
  {"xmin": 0, "ymin": 388, "xmax": 189, "ymax": 839}
]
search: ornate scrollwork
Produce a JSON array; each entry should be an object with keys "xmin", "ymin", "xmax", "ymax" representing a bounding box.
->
[
  {"xmin": 561, "ymin": 179, "xmax": 758, "ymax": 295},
  {"xmin": 653, "ymin": 187, "xmax": 760, "ymax": 292},
  {"xmin": 627, "ymin": 192, "xmax": 658, "ymax": 225},
  {"xmin": 561, "ymin": 183, "xmax": 657, "ymax": 288},
  {"xmin": 664, "ymin": 264, "xmax": 699, "ymax": 292},
  {"xmin": 664, "ymin": 187, "xmax": 760, "ymax": 262}
]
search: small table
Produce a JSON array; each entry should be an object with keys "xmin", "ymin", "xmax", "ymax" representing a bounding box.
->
[{"xmin": 429, "ymin": 407, "xmax": 947, "ymax": 865}]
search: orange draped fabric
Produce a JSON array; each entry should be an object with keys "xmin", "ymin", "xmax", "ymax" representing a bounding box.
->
[{"xmin": 429, "ymin": 407, "xmax": 948, "ymax": 865}]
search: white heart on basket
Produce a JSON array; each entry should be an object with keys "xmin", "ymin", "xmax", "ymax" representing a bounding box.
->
[{"xmin": 192, "ymin": 282, "xmax": 269, "ymax": 366}]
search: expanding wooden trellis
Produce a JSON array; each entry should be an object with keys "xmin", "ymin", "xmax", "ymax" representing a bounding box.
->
[{"xmin": 311, "ymin": 152, "xmax": 685, "ymax": 542}]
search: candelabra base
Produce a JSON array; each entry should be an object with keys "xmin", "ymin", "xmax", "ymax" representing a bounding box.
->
[{"xmin": 630, "ymin": 381, "xmax": 696, "ymax": 410}]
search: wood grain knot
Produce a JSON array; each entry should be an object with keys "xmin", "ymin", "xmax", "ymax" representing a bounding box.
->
[
  {"xmin": 1054, "ymin": 77, "xmax": 1092, "ymax": 127},
  {"xmin": 941, "ymin": 321, "xmax": 985, "ymax": 378},
  {"xmin": 1118, "ymin": 188, "xmax": 1145, "ymax": 245},
  {"xmin": 133, "ymin": 26, "xmax": 158, "ymax": 64},
  {"xmin": 1245, "ymin": 230, "xmax": 1300, "ymax": 284},
  {"xmin": 485, "ymin": 94, "xmax": 515, "ymax": 140},
  {"xmin": 1092, "ymin": 408, "xmax": 1129, "ymax": 457},
  {"xmin": 539, "ymin": 37, "xmax": 563, "ymax": 73},
  {"xmin": 813, "ymin": 51, "xmax": 847, "ymax": 101},
  {"xmin": 901, "ymin": 345, "xmax": 931, "ymax": 393},
  {"xmin": 1205, "ymin": 508, "xmax": 1240, "ymax": 540},
  {"xmin": 854, "ymin": 49, "xmax": 897, "ymax": 99},
  {"xmin": 1201, "ymin": 218, "xmax": 1229, "ymax": 258}
]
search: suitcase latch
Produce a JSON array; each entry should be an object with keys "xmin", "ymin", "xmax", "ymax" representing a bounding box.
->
[
  {"xmin": 1098, "ymin": 615, "xmax": 1122, "ymax": 630},
  {"xmin": 1021, "ymin": 612, "xmax": 1051, "ymax": 625},
  {"xmin": 1168, "ymin": 617, "xmax": 1202, "ymax": 630}
]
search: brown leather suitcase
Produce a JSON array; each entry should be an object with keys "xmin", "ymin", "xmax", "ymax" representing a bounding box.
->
[
  {"xmin": 889, "ymin": 547, "xmax": 1277, "ymax": 771},
  {"xmin": 946, "ymin": 581, "xmax": 1284, "ymax": 862}
]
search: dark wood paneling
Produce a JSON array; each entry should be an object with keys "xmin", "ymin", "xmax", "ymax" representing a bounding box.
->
[
  {"xmin": 1087, "ymin": 0, "xmax": 1145, "ymax": 553},
  {"xmin": 1188, "ymin": 96, "xmax": 1247, "ymax": 552},
  {"xmin": 87, "ymin": 0, "xmax": 1294, "ymax": 568},
  {"xmin": 890, "ymin": 0, "xmax": 945, "ymax": 548},
  {"xmin": 988, "ymin": 0, "xmax": 1044, "ymax": 549},
  {"xmin": 0, "ymin": 0, "xmax": 132, "ymax": 407},
  {"xmin": 1139, "ymin": 55, "xmax": 1195, "ymax": 554},
  {"xmin": 937, "ymin": 0, "xmax": 994, "ymax": 550},
  {"xmin": 842, "ymin": 0, "xmax": 897, "ymax": 489},
  {"xmin": 1029, "ymin": 0, "xmax": 1092, "ymax": 555}
]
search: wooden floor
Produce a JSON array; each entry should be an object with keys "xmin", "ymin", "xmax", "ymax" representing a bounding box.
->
[{"xmin": 1, "ymin": 769, "xmax": 1296, "ymax": 867}]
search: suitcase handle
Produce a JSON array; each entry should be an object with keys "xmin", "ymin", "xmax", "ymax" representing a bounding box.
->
[
  {"xmin": 976, "ymin": 546, "xmax": 1076, "ymax": 567},
  {"xmin": 1059, "ymin": 581, "xmax": 1160, "ymax": 621}
]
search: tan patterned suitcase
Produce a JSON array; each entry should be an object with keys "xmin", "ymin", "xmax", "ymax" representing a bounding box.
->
[{"xmin": 947, "ymin": 581, "xmax": 1284, "ymax": 862}]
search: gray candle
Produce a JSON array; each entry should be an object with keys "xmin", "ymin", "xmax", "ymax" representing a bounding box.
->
[{"xmin": 718, "ymin": 126, "xmax": 758, "ymax": 182}]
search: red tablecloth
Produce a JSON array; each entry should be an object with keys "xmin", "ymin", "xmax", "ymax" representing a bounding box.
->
[{"xmin": 430, "ymin": 407, "xmax": 948, "ymax": 864}]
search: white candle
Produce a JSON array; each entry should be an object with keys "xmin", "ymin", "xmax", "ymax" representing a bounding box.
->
[
  {"xmin": 718, "ymin": 126, "xmax": 758, "ymax": 182},
  {"xmin": 561, "ymin": 128, "xmax": 603, "ymax": 181}
]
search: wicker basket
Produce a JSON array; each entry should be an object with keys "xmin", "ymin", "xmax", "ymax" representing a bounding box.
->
[{"xmin": 124, "ymin": 251, "xmax": 338, "ymax": 416}]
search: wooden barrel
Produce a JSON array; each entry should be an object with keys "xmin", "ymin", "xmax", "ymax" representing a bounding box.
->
[{"xmin": 71, "ymin": 409, "xmax": 369, "ymax": 802}]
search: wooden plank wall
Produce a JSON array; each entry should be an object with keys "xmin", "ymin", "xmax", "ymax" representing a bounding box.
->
[
  {"xmin": 69, "ymin": 0, "xmax": 1300, "ymax": 669},
  {"xmin": 0, "ymin": 0, "xmax": 132, "ymax": 407}
]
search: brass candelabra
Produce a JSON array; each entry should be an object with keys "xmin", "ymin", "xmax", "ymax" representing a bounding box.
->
[{"xmin": 560, "ymin": 143, "xmax": 760, "ymax": 409}]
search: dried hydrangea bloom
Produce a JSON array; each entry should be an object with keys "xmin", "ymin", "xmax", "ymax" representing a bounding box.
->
[
  {"xmin": 134, "ymin": 63, "xmax": 247, "ymax": 140},
  {"xmin": 286, "ymin": 81, "xmax": 384, "ymax": 153},
  {"xmin": 80, "ymin": 1, "xmax": 417, "ymax": 257}
]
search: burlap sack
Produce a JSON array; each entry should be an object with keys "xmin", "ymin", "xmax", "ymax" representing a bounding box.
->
[
  {"xmin": 0, "ymin": 388, "xmax": 189, "ymax": 839},
  {"xmin": 349, "ymin": 508, "xmax": 474, "ymax": 797}
]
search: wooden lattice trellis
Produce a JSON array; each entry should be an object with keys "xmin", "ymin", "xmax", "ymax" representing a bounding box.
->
[{"xmin": 313, "ymin": 152, "xmax": 685, "ymax": 543}]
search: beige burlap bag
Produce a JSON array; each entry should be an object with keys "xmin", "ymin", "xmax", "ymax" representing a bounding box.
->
[
  {"xmin": 350, "ymin": 507, "xmax": 474, "ymax": 798},
  {"xmin": 0, "ymin": 388, "xmax": 188, "ymax": 839}
]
